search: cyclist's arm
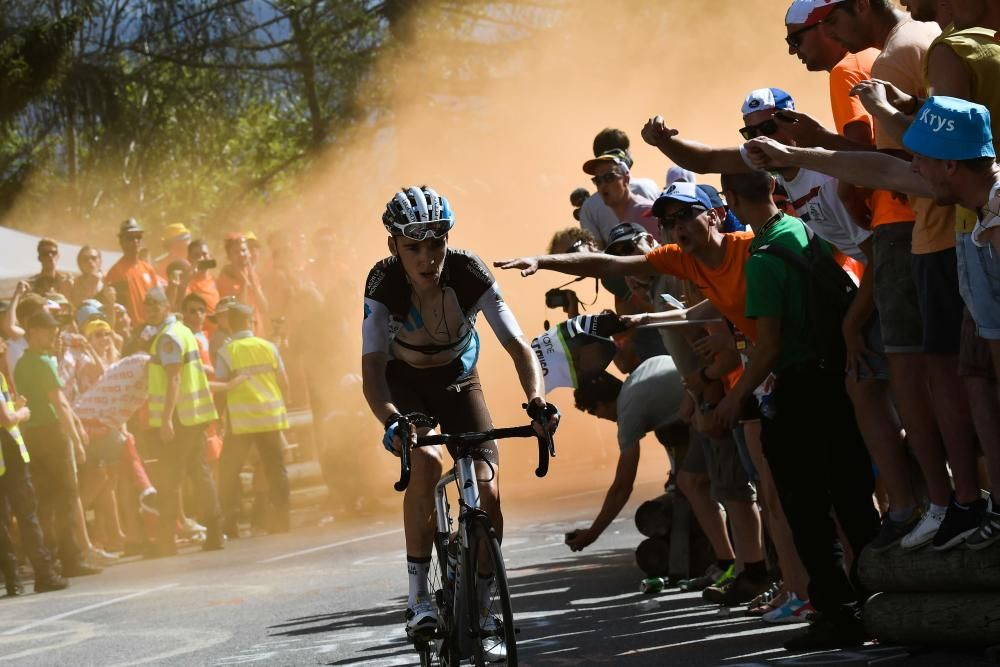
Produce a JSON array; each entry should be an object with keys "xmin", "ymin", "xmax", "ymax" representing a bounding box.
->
[
  {"xmin": 569, "ymin": 445, "xmax": 640, "ymax": 551},
  {"xmin": 362, "ymin": 351, "xmax": 403, "ymax": 424},
  {"xmin": 476, "ymin": 284, "xmax": 546, "ymax": 403},
  {"xmin": 361, "ymin": 298, "xmax": 403, "ymax": 423}
]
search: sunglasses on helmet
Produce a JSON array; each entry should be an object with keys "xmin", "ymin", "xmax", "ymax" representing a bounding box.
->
[{"xmin": 396, "ymin": 219, "xmax": 452, "ymax": 242}]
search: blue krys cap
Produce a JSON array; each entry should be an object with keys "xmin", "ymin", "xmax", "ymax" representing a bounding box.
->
[
  {"xmin": 741, "ymin": 88, "xmax": 796, "ymax": 115},
  {"xmin": 903, "ymin": 96, "xmax": 995, "ymax": 161},
  {"xmin": 652, "ymin": 182, "xmax": 715, "ymax": 218}
]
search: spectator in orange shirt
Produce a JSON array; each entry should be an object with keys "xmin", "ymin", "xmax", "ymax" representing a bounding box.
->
[
  {"xmin": 105, "ymin": 219, "xmax": 162, "ymax": 326},
  {"xmin": 185, "ymin": 239, "xmax": 220, "ymax": 314},
  {"xmin": 216, "ymin": 233, "xmax": 268, "ymax": 333}
]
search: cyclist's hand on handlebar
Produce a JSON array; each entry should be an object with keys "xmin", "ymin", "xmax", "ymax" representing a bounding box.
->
[
  {"xmin": 382, "ymin": 415, "xmax": 416, "ymax": 457},
  {"xmin": 526, "ymin": 397, "xmax": 560, "ymax": 438}
]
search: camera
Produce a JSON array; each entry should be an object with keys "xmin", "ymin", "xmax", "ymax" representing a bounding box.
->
[
  {"xmin": 198, "ymin": 258, "xmax": 217, "ymax": 271},
  {"xmin": 545, "ymin": 288, "xmax": 575, "ymax": 310}
]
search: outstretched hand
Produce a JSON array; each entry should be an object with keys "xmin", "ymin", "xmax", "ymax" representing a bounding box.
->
[
  {"xmin": 494, "ymin": 257, "xmax": 540, "ymax": 277},
  {"xmin": 641, "ymin": 116, "xmax": 680, "ymax": 148},
  {"xmin": 850, "ymin": 79, "xmax": 913, "ymax": 116},
  {"xmin": 743, "ymin": 137, "xmax": 793, "ymax": 170},
  {"xmin": 772, "ymin": 109, "xmax": 826, "ymax": 145}
]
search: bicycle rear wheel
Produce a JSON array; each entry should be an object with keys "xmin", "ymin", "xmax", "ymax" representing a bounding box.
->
[{"xmin": 466, "ymin": 515, "xmax": 517, "ymax": 666}]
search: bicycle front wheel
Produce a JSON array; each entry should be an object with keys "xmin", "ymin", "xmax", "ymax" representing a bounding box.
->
[{"xmin": 466, "ymin": 515, "xmax": 517, "ymax": 666}]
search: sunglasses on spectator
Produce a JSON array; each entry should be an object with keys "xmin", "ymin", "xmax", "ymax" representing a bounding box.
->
[
  {"xmin": 567, "ymin": 239, "xmax": 588, "ymax": 253},
  {"xmin": 591, "ymin": 172, "xmax": 622, "ymax": 187},
  {"xmin": 739, "ymin": 118, "xmax": 783, "ymax": 140},
  {"xmin": 658, "ymin": 205, "xmax": 706, "ymax": 229},
  {"xmin": 40, "ymin": 250, "xmax": 58, "ymax": 257},
  {"xmin": 606, "ymin": 240, "xmax": 638, "ymax": 257},
  {"xmin": 785, "ymin": 23, "xmax": 819, "ymax": 49}
]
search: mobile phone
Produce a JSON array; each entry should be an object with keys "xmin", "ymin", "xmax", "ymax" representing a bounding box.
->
[
  {"xmin": 198, "ymin": 258, "xmax": 217, "ymax": 271},
  {"xmin": 660, "ymin": 293, "xmax": 685, "ymax": 310}
]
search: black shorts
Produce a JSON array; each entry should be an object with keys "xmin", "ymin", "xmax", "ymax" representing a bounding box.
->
[
  {"xmin": 386, "ymin": 359, "xmax": 498, "ymax": 465},
  {"xmin": 912, "ymin": 247, "xmax": 964, "ymax": 355}
]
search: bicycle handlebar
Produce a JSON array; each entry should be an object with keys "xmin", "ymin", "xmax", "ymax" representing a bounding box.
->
[{"xmin": 393, "ymin": 413, "xmax": 556, "ymax": 492}]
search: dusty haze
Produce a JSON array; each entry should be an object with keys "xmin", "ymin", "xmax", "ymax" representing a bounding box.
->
[{"xmin": 6, "ymin": 1, "xmax": 839, "ymax": 501}]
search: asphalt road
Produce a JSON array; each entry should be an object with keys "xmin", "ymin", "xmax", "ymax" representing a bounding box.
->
[{"xmin": 0, "ymin": 470, "xmax": 993, "ymax": 667}]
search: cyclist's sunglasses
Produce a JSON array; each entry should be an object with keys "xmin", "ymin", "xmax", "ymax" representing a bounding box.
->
[
  {"xmin": 657, "ymin": 205, "xmax": 706, "ymax": 229},
  {"xmin": 591, "ymin": 172, "xmax": 623, "ymax": 187},
  {"xmin": 396, "ymin": 220, "xmax": 452, "ymax": 242},
  {"xmin": 740, "ymin": 118, "xmax": 782, "ymax": 141},
  {"xmin": 785, "ymin": 23, "xmax": 819, "ymax": 49}
]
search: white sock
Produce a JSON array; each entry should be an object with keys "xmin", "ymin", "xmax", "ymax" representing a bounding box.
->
[
  {"xmin": 407, "ymin": 557, "xmax": 431, "ymax": 609},
  {"xmin": 930, "ymin": 503, "xmax": 948, "ymax": 516},
  {"xmin": 478, "ymin": 573, "xmax": 495, "ymax": 615}
]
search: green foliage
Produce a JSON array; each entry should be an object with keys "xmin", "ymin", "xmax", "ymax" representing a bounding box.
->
[{"xmin": 0, "ymin": 0, "xmax": 553, "ymax": 241}]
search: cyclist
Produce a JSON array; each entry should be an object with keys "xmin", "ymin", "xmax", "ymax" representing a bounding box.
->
[{"xmin": 361, "ymin": 186, "xmax": 559, "ymax": 654}]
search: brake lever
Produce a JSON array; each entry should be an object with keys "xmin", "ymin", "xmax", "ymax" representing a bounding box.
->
[{"xmin": 393, "ymin": 416, "xmax": 413, "ymax": 492}]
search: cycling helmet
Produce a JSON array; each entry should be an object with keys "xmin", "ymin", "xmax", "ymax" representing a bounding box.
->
[{"xmin": 382, "ymin": 186, "xmax": 455, "ymax": 241}]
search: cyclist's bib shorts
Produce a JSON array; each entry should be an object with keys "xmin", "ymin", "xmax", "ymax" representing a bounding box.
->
[{"xmin": 386, "ymin": 358, "xmax": 499, "ymax": 466}]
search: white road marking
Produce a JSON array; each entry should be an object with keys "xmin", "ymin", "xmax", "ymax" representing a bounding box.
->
[
  {"xmin": 0, "ymin": 583, "xmax": 178, "ymax": 637},
  {"xmin": 550, "ymin": 488, "xmax": 605, "ymax": 501},
  {"xmin": 257, "ymin": 528, "xmax": 403, "ymax": 563}
]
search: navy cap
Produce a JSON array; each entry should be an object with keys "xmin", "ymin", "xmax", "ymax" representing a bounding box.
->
[
  {"xmin": 696, "ymin": 184, "xmax": 727, "ymax": 210},
  {"xmin": 604, "ymin": 223, "xmax": 648, "ymax": 254},
  {"xmin": 903, "ymin": 96, "xmax": 995, "ymax": 161},
  {"xmin": 652, "ymin": 182, "xmax": 715, "ymax": 218}
]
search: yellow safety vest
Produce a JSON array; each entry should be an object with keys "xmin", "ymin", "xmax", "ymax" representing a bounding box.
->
[
  {"xmin": 0, "ymin": 373, "xmax": 29, "ymax": 476},
  {"xmin": 220, "ymin": 334, "xmax": 288, "ymax": 434},
  {"xmin": 148, "ymin": 319, "xmax": 218, "ymax": 427}
]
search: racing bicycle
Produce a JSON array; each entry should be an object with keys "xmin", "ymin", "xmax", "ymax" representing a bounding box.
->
[{"xmin": 393, "ymin": 411, "xmax": 556, "ymax": 666}]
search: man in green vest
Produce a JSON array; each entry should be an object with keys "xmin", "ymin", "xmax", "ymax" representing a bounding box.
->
[
  {"xmin": 144, "ymin": 287, "xmax": 223, "ymax": 554},
  {"xmin": 215, "ymin": 303, "xmax": 291, "ymax": 536},
  {"xmin": 0, "ymin": 365, "xmax": 68, "ymax": 594}
]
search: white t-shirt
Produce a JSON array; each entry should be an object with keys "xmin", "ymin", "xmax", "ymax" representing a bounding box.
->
[
  {"xmin": 580, "ymin": 177, "xmax": 660, "ymax": 245},
  {"xmin": 740, "ymin": 147, "xmax": 870, "ymax": 262}
]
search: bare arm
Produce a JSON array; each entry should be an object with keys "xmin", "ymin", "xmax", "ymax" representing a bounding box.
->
[
  {"xmin": 641, "ymin": 116, "xmax": 751, "ymax": 174},
  {"xmin": 0, "ymin": 395, "xmax": 28, "ymax": 429},
  {"xmin": 493, "ymin": 253, "xmax": 653, "ymax": 279},
  {"xmin": 744, "ymin": 138, "xmax": 932, "ymax": 198},
  {"xmin": 567, "ymin": 445, "xmax": 640, "ymax": 551},
  {"xmin": 503, "ymin": 336, "xmax": 544, "ymax": 404},
  {"xmin": 161, "ymin": 363, "xmax": 181, "ymax": 426},
  {"xmin": 50, "ymin": 388, "xmax": 85, "ymax": 461},
  {"xmin": 362, "ymin": 351, "xmax": 402, "ymax": 424},
  {"xmin": 2, "ymin": 281, "xmax": 30, "ymax": 339}
]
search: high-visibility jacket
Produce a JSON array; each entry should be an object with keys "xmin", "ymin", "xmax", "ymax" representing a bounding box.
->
[
  {"xmin": 0, "ymin": 373, "xmax": 29, "ymax": 476},
  {"xmin": 218, "ymin": 335, "xmax": 288, "ymax": 435},
  {"xmin": 148, "ymin": 319, "xmax": 218, "ymax": 427}
]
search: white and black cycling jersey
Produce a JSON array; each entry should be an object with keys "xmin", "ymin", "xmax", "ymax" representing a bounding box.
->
[{"xmin": 362, "ymin": 249, "xmax": 523, "ymax": 375}]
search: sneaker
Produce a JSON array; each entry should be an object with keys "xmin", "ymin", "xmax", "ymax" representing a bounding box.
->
[
  {"xmin": 868, "ymin": 508, "xmax": 922, "ymax": 553},
  {"xmin": 139, "ymin": 488, "xmax": 160, "ymax": 516},
  {"xmin": 33, "ymin": 573, "xmax": 69, "ymax": 594},
  {"xmin": 405, "ymin": 599, "xmax": 439, "ymax": 640},
  {"xmin": 932, "ymin": 496, "xmax": 989, "ymax": 551},
  {"xmin": 783, "ymin": 612, "xmax": 866, "ymax": 651},
  {"xmin": 180, "ymin": 518, "xmax": 206, "ymax": 538},
  {"xmin": 763, "ymin": 594, "xmax": 814, "ymax": 624},
  {"xmin": 900, "ymin": 505, "xmax": 946, "ymax": 550},
  {"xmin": 679, "ymin": 563, "xmax": 731, "ymax": 592},
  {"xmin": 479, "ymin": 614, "xmax": 507, "ymax": 663},
  {"xmin": 703, "ymin": 570, "xmax": 771, "ymax": 606},
  {"xmin": 89, "ymin": 548, "xmax": 120, "ymax": 566},
  {"xmin": 966, "ymin": 509, "xmax": 1000, "ymax": 550}
]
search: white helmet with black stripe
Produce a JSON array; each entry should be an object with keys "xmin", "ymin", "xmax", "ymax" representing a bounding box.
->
[{"xmin": 382, "ymin": 186, "xmax": 455, "ymax": 241}]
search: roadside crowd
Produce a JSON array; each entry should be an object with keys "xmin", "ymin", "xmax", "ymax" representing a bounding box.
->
[
  {"xmin": 497, "ymin": 0, "xmax": 1000, "ymax": 651},
  {"xmin": 0, "ymin": 219, "xmax": 353, "ymax": 595}
]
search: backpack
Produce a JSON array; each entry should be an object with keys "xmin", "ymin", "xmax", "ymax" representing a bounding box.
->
[{"xmin": 753, "ymin": 226, "xmax": 857, "ymax": 371}]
